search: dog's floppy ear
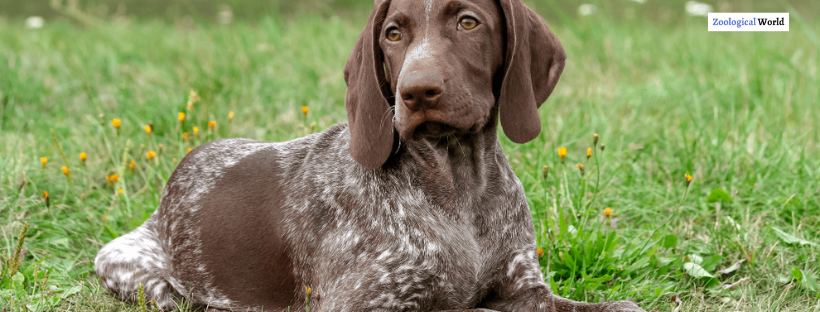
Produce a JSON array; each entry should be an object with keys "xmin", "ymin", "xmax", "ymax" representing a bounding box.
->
[
  {"xmin": 344, "ymin": 0, "xmax": 394, "ymax": 169},
  {"xmin": 497, "ymin": 0, "xmax": 566, "ymax": 143}
]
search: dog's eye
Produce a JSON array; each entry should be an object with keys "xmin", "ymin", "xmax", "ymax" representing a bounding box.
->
[
  {"xmin": 386, "ymin": 28, "xmax": 402, "ymax": 41},
  {"xmin": 458, "ymin": 17, "xmax": 478, "ymax": 30}
]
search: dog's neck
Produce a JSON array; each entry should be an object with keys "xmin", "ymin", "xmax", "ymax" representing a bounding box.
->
[{"xmin": 394, "ymin": 112, "xmax": 505, "ymax": 210}]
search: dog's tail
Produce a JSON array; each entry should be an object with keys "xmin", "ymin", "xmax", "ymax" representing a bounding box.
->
[{"xmin": 95, "ymin": 215, "xmax": 180, "ymax": 310}]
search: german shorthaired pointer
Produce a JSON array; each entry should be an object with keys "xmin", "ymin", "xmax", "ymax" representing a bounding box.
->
[{"xmin": 95, "ymin": 0, "xmax": 645, "ymax": 311}]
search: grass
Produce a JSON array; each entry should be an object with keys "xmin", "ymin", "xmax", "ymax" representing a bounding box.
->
[{"xmin": 1, "ymin": 0, "xmax": 819, "ymax": 311}]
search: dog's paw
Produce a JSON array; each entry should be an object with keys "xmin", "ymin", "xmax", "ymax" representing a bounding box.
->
[{"xmin": 600, "ymin": 300, "xmax": 645, "ymax": 312}]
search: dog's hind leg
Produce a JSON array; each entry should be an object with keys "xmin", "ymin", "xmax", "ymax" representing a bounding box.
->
[{"xmin": 95, "ymin": 215, "xmax": 179, "ymax": 310}]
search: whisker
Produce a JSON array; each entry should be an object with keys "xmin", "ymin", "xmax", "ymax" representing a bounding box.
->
[{"xmin": 451, "ymin": 134, "xmax": 468, "ymax": 164}]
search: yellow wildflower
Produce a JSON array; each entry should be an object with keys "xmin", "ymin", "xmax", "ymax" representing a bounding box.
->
[
  {"xmin": 578, "ymin": 163, "xmax": 585, "ymax": 177},
  {"xmin": 61, "ymin": 166, "xmax": 69, "ymax": 176},
  {"xmin": 178, "ymin": 112, "xmax": 186, "ymax": 123},
  {"xmin": 603, "ymin": 207, "xmax": 613, "ymax": 217},
  {"xmin": 41, "ymin": 157, "xmax": 48, "ymax": 166},
  {"xmin": 685, "ymin": 173, "xmax": 693, "ymax": 187},
  {"xmin": 304, "ymin": 285, "xmax": 311, "ymax": 295},
  {"xmin": 80, "ymin": 152, "xmax": 87, "ymax": 162},
  {"xmin": 586, "ymin": 148, "xmax": 592, "ymax": 159},
  {"xmin": 537, "ymin": 248, "xmax": 544, "ymax": 258},
  {"xmin": 302, "ymin": 106, "xmax": 310, "ymax": 115},
  {"xmin": 146, "ymin": 151, "xmax": 156, "ymax": 160},
  {"xmin": 187, "ymin": 147, "xmax": 192, "ymax": 153},
  {"xmin": 129, "ymin": 161, "xmax": 136, "ymax": 171},
  {"xmin": 144, "ymin": 125, "xmax": 152, "ymax": 135},
  {"xmin": 193, "ymin": 126, "xmax": 199, "ymax": 135},
  {"xmin": 208, "ymin": 120, "xmax": 217, "ymax": 129},
  {"xmin": 183, "ymin": 132, "xmax": 189, "ymax": 141},
  {"xmin": 558, "ymin": 147, "xmax": 567, "ymax": 163},
  {"xmin": 111, "ymin": 118, "xmax": 121, "ymax": 129},
  {"xmin": 118, "ymin": 188, "xmax": 124, "ymax": 194},
  {"xmin": 42, "ymin": 191, "xmax": 48, "ymax": 200},
  {"xmin": 107, "ymin": 173, "xmax": 119, "ymax": 183},
  {"xmin": 228, "ymin": 111, "xmax": 234, "ymax": 119}
]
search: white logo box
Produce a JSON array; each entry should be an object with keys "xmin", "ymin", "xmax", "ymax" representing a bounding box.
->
[{"xmin": 708, "ymin": 13, "xmax": 789, "ymax": 32}]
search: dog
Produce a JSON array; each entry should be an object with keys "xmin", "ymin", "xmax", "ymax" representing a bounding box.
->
[{"xmin": 95, "ymin": 0, "xmax": 646, "ymax": 311}]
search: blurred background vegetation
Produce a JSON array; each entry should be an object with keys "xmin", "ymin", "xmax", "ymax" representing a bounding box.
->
[{"xmin": 1, "ymin": 0, "xmax": 818, "ymax": 25}]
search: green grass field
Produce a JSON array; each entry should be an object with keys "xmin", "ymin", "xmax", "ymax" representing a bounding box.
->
[{"xmin": 1, "ymin": 0, "xmax": 819, "ymax": 311}]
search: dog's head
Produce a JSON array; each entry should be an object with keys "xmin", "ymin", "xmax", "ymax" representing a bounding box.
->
[{"xmin": 344, "ymin": 0, "xmax": 566, "ymax": 169}]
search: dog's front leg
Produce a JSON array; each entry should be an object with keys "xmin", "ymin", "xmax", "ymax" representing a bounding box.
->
[
  {"xmin": 484, "ymin": 283, "xmax": 644, "ymax": 312},
  {"xmin": 432, "ymin": 309, "xmax": 501, "ymax": 312},
  {"xmin": 480, "ymin": 250, "xmax": 646, "ymax": 312}
]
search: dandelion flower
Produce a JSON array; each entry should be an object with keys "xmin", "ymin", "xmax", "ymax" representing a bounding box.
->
[
  {"xmin": 302, "ymin": 106, "xmax": 310, "ymax": 115},
  {"xmin": 685, "ymin": 1, "xmax": 712, "ymax": 16},
  {"xmin": 43, "ymin": 191, "xmax": 49, "ymax": 207},
  {"xmin": 209, "ymin": 120, "xmax": 217, "ymax": 129},
  {"xmin": 603, "ymin": 207, "xmax": 613, "ymax": 217},
  {"xmin": 586, "ymin": 148, "xmax": 592, "ymax": 159},
  {"xmin": 80, "ymin": 152, "xmax": 87, "ymax": 162},
  {"xmin": 537, "ymin": 247, "xmax": 544, "ymax": 258},
  {"xmin": 129, "ymin": 161, "xmax": 136, "ymax": 171},
  {"xmin": 542, "ymin": 166, "xmax": 549, "ymax": 180},
  {"xmin": 558, "ymin": 147, "xmax": 567, "ymax": 163},
  {"xmin": 25, "ymin": 16, "xmax": 44, "ymax": 29},
  {"xmin": 304, "ymin": 285, "xmax": 311, "ymax": 295},
  {"xmin": 578, "ymin": 3, "xmax": 597, "ymax": 16},
  {"xmin": 118, "ymin": 188, "xmax": 124, "ymax": 194},
  {"xmin": 111, "ymin": 119, "xmax": 121, "ymax": 129},
  {"xmin": 593, "ymin": 133, "xmax": 599, "ymax": 145},
  {"xmin": 187, "ymin": 147, "xmax": 192, "ymax": 153},
  {"xmin": 578, "ymin": 163, "xmax": 585, "ymax": 177},
  {"xmin": 107, "ymin": 173, "xmax": 119, "ymax": 183},
  {"xmin": 183, "ymin": 132, "xmax": 189, "ymax": 141},
  {"xmin": 228, "ymin": 111, "xmax": 234, "ymax": 119},
  {"xmin": 42, "ymin": 191, "xmax": 48, "ymax": 200},
  {"xmin": 193, "ymin": 126, "xmax": 199, "ymax": 135},
  {"xmin": 146, "ymin": 151, "xmax": 156, "ymax": 160},
  {"xmin": 178, "ymin": 112, "xmax": 186, "ymax": 123},
  {"xmin": 144, "ymin": 125, "xmax": 152, "ymax": 135},
  {"xmin": 61, "ymin": 166, "xmax": 69, "ymax": 176},
  {"xmin": 40, "ymin": 157, "xmax": 48, "ymax": 166},
  {"xmin": 685, "ymin": 173, "xmax": 693, "ymax": 187}
]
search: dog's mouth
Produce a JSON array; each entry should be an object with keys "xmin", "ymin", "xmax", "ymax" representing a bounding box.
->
[
  {"xmin": 411, "ymin": 121, "xmax": 470, "ymax": 139},
  {"xmin": 394, "ymin": 97, "xmax": 491, "ymax": 141}
]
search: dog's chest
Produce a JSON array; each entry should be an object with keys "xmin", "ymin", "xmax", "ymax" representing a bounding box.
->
[{"xmin": 319, "ymin": 199, "xmax": 488, "ymax": 310}]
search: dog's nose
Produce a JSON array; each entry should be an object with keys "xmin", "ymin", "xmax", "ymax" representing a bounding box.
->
[{"xmin": 400, "ymin": 73, "xmax": 444, "ymax": 111}]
